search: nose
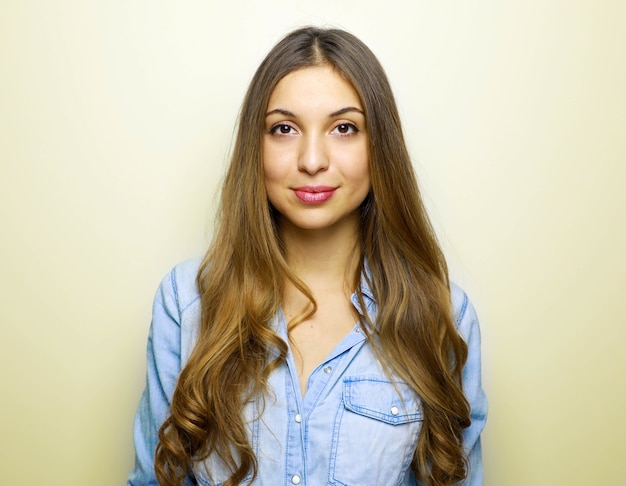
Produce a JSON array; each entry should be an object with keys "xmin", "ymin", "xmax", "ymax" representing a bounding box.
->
[{"xmin": 298, "ymin": 134, "xmax": 329, "ymax": 174}]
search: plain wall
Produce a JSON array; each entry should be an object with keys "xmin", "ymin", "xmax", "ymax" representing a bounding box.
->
[{"xmin": 1, "ymin": 1, "xmax": 625, "ymax": 484}]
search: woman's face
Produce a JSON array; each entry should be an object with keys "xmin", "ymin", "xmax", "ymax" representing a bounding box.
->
[{"xmin": 262, "ymin": 65, "xmax": 370, "ymax": 235}]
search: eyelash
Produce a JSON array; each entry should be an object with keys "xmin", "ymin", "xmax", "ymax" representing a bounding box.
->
[
  {"xmin": 269, "ymin": 124, "xmax": 296, "ymax": 135},
  {"xmin": 332, "ymin": 123, "xmax": 359, "ymax": 135},
  {"xmin": 268, "ymin": 122, "xmax": 360, "ymax": 136}
]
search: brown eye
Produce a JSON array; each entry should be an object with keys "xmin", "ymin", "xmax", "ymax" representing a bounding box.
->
[
  {"xmin": 332, "ymin": 123, "xmax": 359, "ymax": 135},
  {"xmin": 270, "ymin": 124, "xmax": 296, "ymax": 135}
]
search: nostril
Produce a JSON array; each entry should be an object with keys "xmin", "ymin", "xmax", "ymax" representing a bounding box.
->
[{"xmin": 298, "ymin": 140, "xmax": 329, "ymax": 174}]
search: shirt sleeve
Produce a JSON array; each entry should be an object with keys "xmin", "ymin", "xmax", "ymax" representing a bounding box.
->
[
  {"xmin": 127, "ymin": 268, "xmax": 194, "ymax": 486},
  {"xmin": 410, "ymin": 286, "xmax": 488, "ymax": 486},
  {"xmin": 453, "ymin": 285, "xmax": 488, "ymax": 485}
]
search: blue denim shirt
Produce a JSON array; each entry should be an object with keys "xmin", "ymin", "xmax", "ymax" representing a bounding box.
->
[{"xmin": 128, "ymin": 259, "xmax": 487, "ymax": 485}]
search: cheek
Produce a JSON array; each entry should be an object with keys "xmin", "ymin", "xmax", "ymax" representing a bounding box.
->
[
  {"xmin": 263, "ymin": 162, "xmax": 283, "ymax": 189},
  {"xmin": 262, "ymin": 144, "xmax": 289, "ymax": 183},
  {"xmin": 354, "ymin": 161, "xmax": 371, "ymax": 199},
  {"xmin": 262, "ymin": 156, "xmax": 284, "ymax": 207},
  {"xmin": 342, "ymin": 149, "xmax": 370, "ymax": 187}
]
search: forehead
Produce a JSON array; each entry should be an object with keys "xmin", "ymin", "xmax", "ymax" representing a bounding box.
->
[{"xmin": 267, "ymin": 66, "xmax": 362, "ymax": 111}]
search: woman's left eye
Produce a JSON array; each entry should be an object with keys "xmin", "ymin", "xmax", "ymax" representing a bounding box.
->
[{"xmin": 331, "ymin": 123, "xmax": 359, "ymax": 135}]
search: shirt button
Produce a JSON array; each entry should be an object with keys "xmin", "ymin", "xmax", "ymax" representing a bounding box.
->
[
  {"xmin": 323, "ymin": 366, "xmax": 332, "ymax": 374},
  {"xmin": 390, "ymin": 406, "xmax": 399, "ymax": 415},
  {"xmin": 291, "ymin": 474, "xmax": 301, "ymax": 484},
  {"xmin": 294, "ymin": 413, "xmax": 302, "ymax": 423}
]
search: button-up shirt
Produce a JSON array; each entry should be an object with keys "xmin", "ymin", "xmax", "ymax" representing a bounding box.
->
[{"xmin": 128, "ymin": 258, "xmax": 487, "ymax": 485}]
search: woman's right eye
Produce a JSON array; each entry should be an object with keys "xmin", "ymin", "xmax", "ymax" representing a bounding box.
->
[{"xmin": 269, "ymin": 124, "xmax": 296, "ymax": 135}]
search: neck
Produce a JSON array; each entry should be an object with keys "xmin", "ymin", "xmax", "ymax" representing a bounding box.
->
[{"xmin": 280, "ymin": 218, "xmax": 361, "ymax": 285}]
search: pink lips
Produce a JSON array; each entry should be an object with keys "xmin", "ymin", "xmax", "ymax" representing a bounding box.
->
[{"xmin": 293, "ymin": 185, "xmax": 336, "ymax": 204}]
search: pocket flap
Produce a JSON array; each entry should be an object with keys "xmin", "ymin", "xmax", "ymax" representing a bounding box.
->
[{"xmin": 342, "ymin": 376, "xmax": 422, "ymax": 425}]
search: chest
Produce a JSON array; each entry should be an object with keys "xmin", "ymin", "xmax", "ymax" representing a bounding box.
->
[
  {"xmin": 288, "ymin": 303, "xmax": 359, "ymax": 395},
  {"xmin": 191, "ymin": 340, "xmax": 423, "ymax": 486},
  {"xmin": 286, "ymin": 290, "xmax": 361, "ymax": 395}
]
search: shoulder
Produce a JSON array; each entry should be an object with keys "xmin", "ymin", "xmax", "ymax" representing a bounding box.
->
[
  {"xmin": 168, "ymin": 257, "xmax": 202, "ymax": 308},
  {"xmin": 449, "ymin": 281, "xmax": 481, "ymax": 342},
  {"xmin": 450, "ymin": 282, "xmax": 472, "ymax": 324},
  {"xmin": 155, "ymin": 257, "xmax": 202, "ymax": 314},
  {"xmin": 151, "ymin": 258, "xmax": 203, "ymax": 364}
]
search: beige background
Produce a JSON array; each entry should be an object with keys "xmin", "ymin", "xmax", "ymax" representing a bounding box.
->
[{"xmin": 1, "ymin": 1, "xmax": 625, "ymax": 484}]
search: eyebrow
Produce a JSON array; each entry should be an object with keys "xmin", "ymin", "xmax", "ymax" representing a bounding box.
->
[
  {"xmin": 265, "ymin": 106, "xmax": 364, "ymax": 118},
  {"xmin": 329, "ymin": 106, "xmax": 364, "ymax": 117}
]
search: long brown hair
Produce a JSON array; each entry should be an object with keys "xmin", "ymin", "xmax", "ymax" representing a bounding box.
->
[{"xmin": 155, "ymin": 26, "xmax": 470, "ymax": 486}]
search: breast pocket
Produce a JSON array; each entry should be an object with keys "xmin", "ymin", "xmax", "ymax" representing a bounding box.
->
[{"xmin": 328, "ymin": 376, "xmax": 423, "ymax": 486}]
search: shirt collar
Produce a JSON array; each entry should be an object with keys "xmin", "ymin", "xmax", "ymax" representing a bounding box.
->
[{"xmin": 351, "ymin": 261, "xmax": 376, "ymax": 316}]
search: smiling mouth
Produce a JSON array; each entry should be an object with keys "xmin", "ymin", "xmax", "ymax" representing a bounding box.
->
[{"xmin": 293, "ymin": 186, "xmax": 336, "ymax": 204}]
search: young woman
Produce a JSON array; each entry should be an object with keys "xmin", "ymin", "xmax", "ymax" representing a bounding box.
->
[{"xmin": 129, "ymin": 27, "xmax": 487, "ymax": 486}]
